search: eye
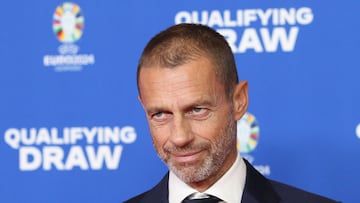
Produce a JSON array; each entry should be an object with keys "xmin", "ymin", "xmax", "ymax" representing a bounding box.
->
[
  {"xmin": 151, "ymin": 111, "xmax": 171, "ymax": 122},
  {"xmin": 153, "ymin": 112, "xmax": 164, "ymax": 118},
  {"xmin": 192, "ymin": 107, "xmax": 204, "ymax": 114},
  {"xmin": 189, "ymin": 107, "xmax": 209, "ymax": 118}
]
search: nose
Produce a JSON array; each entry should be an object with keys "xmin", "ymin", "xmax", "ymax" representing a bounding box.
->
[{"xmin": 169, "ymin": 116, "xmax": 194, "ymax": 147}]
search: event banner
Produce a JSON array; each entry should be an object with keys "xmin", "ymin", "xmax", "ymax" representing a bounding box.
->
[{"xmin": 0, "ymin": 0, "xmax": 358, "ymax": 202}]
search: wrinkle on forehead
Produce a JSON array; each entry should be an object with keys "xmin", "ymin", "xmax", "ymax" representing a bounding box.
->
[{"xmin": 138, "ymin": 58, "xmax": 226, "ymax": 110}]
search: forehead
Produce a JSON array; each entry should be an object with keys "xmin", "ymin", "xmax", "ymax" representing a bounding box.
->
[{"xmin": 138, "ymin": 57, "xmax": 225, "ymax": 108}]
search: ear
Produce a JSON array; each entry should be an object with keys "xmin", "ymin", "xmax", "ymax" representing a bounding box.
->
[
  {"xmin": 232, "ymin": 80, "xmax": 249, "ymax": 121},
  {"xmin": 138, "ymin": 95, "xmax": 144, "ymax": 108}
]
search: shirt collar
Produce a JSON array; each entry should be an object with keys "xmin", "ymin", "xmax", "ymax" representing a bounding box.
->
[{"xmin": 168, "ymin": 154, "xmax": 246, "ymax": 203}]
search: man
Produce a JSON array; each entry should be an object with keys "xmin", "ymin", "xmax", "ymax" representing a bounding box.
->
[{"xmin": 125, "ymin": 23, "xmax": 340, "ymax": 203}]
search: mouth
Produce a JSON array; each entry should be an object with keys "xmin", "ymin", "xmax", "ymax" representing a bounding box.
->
[{"xmin": 170, "ymin": 150, "xmax": 204, "ymax": 163}]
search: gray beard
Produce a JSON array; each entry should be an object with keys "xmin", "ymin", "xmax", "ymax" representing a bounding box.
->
[{"xmin": 163, "ymin": 114, "xmax": 236, "ymax": 183}]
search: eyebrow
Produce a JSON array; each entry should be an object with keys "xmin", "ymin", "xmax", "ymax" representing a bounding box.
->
[
  {"xmin": 145, "ymin": 97, "xmax": 215, "ymax": 115},
  {"xmin": 184, "ymin": 99, "xmax": 214, "ymax": 109},
  {"xmin": 145, "ymin": 107, "xmax": 165, "ymax": 116}
]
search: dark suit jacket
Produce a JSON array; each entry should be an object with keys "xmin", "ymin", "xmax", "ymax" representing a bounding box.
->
[{"xmin": 124, "ymin": 159, "xmax": 340, "ymax": 203}]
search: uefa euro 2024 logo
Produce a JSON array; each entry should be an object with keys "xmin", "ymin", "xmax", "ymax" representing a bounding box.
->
[
  {"xmin": 53, "ymin": 2, "xmax": 84, "ymax": 44},
  {"xmin": 43, "ymin": 2, "xmax": 95, "ymax": 72},
  {"xmin": 237, "ymin": 112, "xmax": 260, "ymax": 155},
  {"xmin": 237, "ymin": 112, "xmax": 270, "ymax": 175}
]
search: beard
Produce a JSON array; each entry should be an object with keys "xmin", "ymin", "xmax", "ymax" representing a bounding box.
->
[{"xmin": 154, "ymin": 113, "xmax": 237, "ymax": 183}]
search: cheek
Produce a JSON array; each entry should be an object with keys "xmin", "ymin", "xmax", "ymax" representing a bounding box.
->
[
  {"xmin": 192, "ymin": 122, "xmax": 222, "ymax": 142},
  {"xmin": 193, "ymin": 112, "xmax": 232, "ymax": 142},
  {"xmin": 149, "ymin": 126, "xmax": 169, "ymax": 148}
]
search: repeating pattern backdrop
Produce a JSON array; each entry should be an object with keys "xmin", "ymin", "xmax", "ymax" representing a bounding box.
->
[{"xmin": 0, "ymin": 0, "xmax": 358, "ymax": 202}]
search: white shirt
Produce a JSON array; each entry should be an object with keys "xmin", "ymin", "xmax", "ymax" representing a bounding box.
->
[{"xmin": 168, "ymin": 154, "xmax": 247, "ymax": 203}]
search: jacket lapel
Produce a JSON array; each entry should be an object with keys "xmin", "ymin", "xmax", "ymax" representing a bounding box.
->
[
  {"xmin": 155, "ymin": 173, "xmax": 169, "ymax": 203},
  {"xmin": 241, "ymin": 159, "xmax": 281, "ymax": 203}
]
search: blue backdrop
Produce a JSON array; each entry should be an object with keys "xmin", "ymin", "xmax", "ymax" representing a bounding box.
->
[{"xmin": 0, "ymin": 0, "xmax": 358, "ymax": 202}]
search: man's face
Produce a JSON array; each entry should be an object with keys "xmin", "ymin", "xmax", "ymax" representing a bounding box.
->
[{"xmin": 138, "ymin": 57, "xmax": 246, "ymax": 185}]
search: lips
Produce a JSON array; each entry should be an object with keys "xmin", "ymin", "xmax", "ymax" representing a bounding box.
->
[{"xmin": 170, "ymin": 150, "xmax": 204, "ymax": 163}]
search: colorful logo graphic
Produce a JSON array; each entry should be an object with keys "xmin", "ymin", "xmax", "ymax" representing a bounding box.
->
[
  {"xmin": 53, "ymin": 2, "xmax": 84, "ymax": 43},
  {"xmin": 44, "ymin": 2, "xmax": 94, "ymax": 72},
  {"xmin": 237, "ymin": 112, "xmax": 260, "ymax": 153}
]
